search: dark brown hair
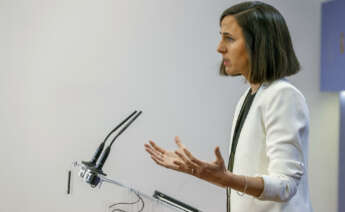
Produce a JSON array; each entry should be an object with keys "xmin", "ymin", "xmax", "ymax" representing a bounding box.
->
[{"xmin": 219, "ymin": 1, "xmax": 300, "ymax": 83}]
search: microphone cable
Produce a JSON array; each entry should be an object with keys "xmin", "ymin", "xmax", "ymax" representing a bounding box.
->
[{"xmin": 108, "ymin": 192, "xmax": 144, "ymax": 212}]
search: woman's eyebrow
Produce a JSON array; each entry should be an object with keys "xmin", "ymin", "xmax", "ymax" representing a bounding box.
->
[{"xmin": 219, "ymin": 31, "xmax": 233, "ymax": 36}]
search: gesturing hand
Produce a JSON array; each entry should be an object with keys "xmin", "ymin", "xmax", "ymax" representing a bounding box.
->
[
  {"xmin": 144, "ymin": 136, "xmax": 229, "ymax": 188},
  {"xmin": 144, "ymin": 136, "xmax": 187, "ymax": 172}
]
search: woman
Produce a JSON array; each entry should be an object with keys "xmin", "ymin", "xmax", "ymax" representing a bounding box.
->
[{"xmin": 144, "ymin": 1, "xmax": 312, "ymax": 212}]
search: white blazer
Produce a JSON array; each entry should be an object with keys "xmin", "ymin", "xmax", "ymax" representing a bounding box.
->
[{"xmin": 229, "ymin": 78, "xmax": 313, "ymax": 212}]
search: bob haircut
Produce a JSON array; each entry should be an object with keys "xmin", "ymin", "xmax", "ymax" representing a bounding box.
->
[{"xmin": 219, "ymin": 1, "xmax": 300, "ymax": 84}]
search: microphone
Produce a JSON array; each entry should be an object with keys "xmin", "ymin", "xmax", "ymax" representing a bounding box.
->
[
  {"xmin": 94, "ymin": 111, "xmax": 142, "ymax": 175},
  {"xmin": 81, "ymin": 111, "xmax": 138, "ymax": 169},
  {"xmin": 78, "ymin": 110, "xmax": 142, "ymax": 187}
]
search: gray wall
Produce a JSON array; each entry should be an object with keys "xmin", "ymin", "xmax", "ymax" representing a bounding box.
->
[{"xmin": 0, "ymin": 0, "xmax": 338, "ymax": 211}]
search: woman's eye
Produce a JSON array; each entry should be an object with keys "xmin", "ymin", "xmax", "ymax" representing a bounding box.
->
[{"xmin": 225, "ymin": 37, "xmax": 234, "ymax": 41}]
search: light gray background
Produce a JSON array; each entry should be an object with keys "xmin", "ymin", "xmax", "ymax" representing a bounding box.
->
[{"xmin": 0, "ymin": 0, "xmax": 339, "ymax": 212}]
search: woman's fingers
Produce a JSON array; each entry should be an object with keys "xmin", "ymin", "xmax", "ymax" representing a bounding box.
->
[
  {"xmin": 173, "ymin": 160, "xmax": 183, "ymax": 166},
  {"xmin": 151, "ymin": 156, "xmax": 168, "ymax": 167},
  {"xmin": 145, "ymin": 146, "xmax": 164, "ymax": 162},
  {"xmin": 151, "ymin": 156, "xmax": 179, "ymax": 170},
  {"xmin": 214, "ymin": 146, "xmax": 224, "ymax": 163},
  {"xmin": 174, "ymin": 136, "xmax": 186, "ymax": 149},
  {"xmin": 183, "ymin": 148, "xmax": 203, "ymax": 166},
  {"xmin": 173, "ymin": 160, "xmax": 196, "ymax": 175},
  {"xmin": 149, "ymin": 140, "xmax": 166, "ymax": 154},
  {"xmin": 147, "ymin": 148, "xmax": 163, "ymax": 160},
  {"xmin": 144, "ymin": 143, "xmax": 155, "ymax": 155},
  {"xmin": 175, "ymin": 150, "xmax": 199, "ymax": 170},
  {"xmin": 145, "ymin": 137, "xmax": 222, "ymax": 176}
]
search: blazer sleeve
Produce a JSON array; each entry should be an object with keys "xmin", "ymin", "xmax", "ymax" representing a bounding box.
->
[{"xmin": 256, "ymin": 85, "xmax": 309, "ymax": 202}]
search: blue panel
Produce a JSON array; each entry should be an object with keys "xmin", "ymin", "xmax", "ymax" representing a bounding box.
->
[{"xmin": 321, "ymin": 0, "xmax": 345, "ymax": 91}]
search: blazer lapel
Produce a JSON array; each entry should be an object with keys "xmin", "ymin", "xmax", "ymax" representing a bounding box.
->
[
  {"xmin": 228, "ymin": 84, "xmax": 266, "ymax": 155},
  {"xmin": 229, "ymin": 87, "xmax": 250, "ymax": 155}
]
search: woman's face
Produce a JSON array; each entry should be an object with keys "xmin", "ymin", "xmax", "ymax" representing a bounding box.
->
[{"xmin": 217, "ymin": 15, "xmax": 250, "ymax": 79}]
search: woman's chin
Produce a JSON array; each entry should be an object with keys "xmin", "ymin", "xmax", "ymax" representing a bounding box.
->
[{"xmin": 225, "ymin": 68, "xmax": 241, "ymax": 76}]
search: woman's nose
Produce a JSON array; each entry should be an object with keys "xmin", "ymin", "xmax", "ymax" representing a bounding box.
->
[{"xmin": 217, "ymin": 42, "xmax": 226, "ymax": 54}]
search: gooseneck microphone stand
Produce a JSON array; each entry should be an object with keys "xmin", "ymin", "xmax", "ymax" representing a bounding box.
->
[
  {"xmin": 78, "ymin": 110, "xmax": 142, "ymax": 187},
  {"xmin": 72, "ymin": 110, "xmax": 201, "ymax": 212}
]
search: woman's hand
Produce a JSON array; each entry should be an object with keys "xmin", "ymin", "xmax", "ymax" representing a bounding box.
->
[
  {"xmin": 144, "ymin": 136, "xmax": 229, "ymax": 188},
  {"xmin": 144, "ymin": 136, "xmax": 187, "ymax": 172}
]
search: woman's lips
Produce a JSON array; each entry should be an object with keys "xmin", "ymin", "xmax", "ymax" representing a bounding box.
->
[{"xmin": 224, "ymin": 60, "xmax": 230, "ymax": 65}]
